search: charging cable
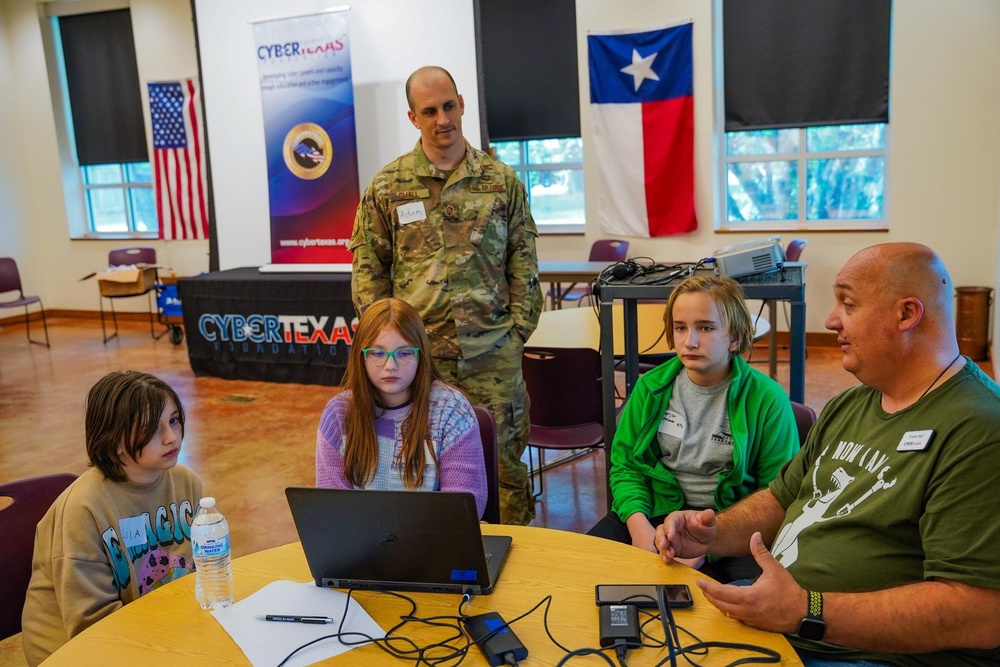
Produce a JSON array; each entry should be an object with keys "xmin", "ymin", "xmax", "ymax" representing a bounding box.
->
[
  {"xmin": 614, "ymin": 638, "xmax": 630, "ymax": 666},
  {"xmin": 599, "ymin": 604, "xmax": 640, "ymax": 666}
]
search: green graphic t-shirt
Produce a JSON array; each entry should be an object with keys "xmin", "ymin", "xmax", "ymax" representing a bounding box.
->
[{"xmin": 769, "ymin": 361, "xmax": 1000, "ymax": 666}]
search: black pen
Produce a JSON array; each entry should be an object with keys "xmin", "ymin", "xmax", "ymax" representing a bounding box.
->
[{"xmin": 255, "ymin": 614, "xmax": 334, "ymax": 624}]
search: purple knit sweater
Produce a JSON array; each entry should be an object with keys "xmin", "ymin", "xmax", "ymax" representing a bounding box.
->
[{"xmin": 315, "ymin": 381, "xmax": 487, "ymax": 518}]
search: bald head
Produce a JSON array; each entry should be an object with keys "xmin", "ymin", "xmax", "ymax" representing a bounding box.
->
[
  {"xmin": 827, "ymin": 242, "xmax": 960, "ymax": 396},
  {"xmin": 405, "ymin": 66, "xmax": 458, "ymax": 110},
  {"xmin": 845, "ymin": 243, "xmax": 954, "ymax": 328}
]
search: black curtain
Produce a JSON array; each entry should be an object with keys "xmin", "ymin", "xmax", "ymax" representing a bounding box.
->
[
  {"xmin": 476, "ymin": 0, "xmax": 581, "ymax": 142},
  {"xmin": 59, "ymin": 9, "xmax": 147, "ymax": 165},
  {"xmin": 723, "ymin": 0, "xmax": 891, "ymax": 131}
]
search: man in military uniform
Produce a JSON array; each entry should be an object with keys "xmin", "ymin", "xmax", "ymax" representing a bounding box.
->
[{"xmin": 350, "ymin": 66, "xmax": 542, "ymax": 525}]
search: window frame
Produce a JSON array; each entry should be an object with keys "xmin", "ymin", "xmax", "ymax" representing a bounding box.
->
[
  {"xmin": 712, "ymin": 0, "xmax": 890, "ymax": 233},
  {"xmin": 81, "ymin": 162, "xmax": 157, "ymax": 236},
  {"xmin": 44, "ymin": 0, "xmax": 160, "ymax": 240},
  {"xmin": 718, "ymin": 126, "xmax": 890, "ymax": 232},
  {"xmin": 490, "ymin": 138, "xmax": 586, "ymax": 235}
]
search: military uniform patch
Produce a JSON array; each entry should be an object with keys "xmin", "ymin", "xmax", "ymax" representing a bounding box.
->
[
  {"xmin": 390, "ymin": 189, "xmax": 431, "ymax": 201},
  {"xmin": 471, "ymin": 184, "xmax": 506, "ymax": 193}
]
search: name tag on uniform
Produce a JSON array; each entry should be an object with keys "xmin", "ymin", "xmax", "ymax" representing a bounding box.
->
[
  {"xmin": 470, "ymin": 183, "xmax": 505, "ymax": 193},
  {"xmin": 897, "ymin": 429, "xmax": 934, "ymax": 452},
  {"xmin": 397, "ymin": 201, "xmax": 426, "ymax": 225},
  {"xmin": 119, "ymin": 515, "xmax": 148, "ymax": 549}
]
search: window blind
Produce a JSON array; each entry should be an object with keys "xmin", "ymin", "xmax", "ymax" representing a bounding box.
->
[
  {"xmin": 723, "ymin": 0, "xmax": 891, "ymax": 131},
  {"xmin": 59, "ymin": 9, "xmax": 148, "ymax": 165},
  {"xmin": 476, "ymin": 0, "xmax": 581, "ymax": 142}
]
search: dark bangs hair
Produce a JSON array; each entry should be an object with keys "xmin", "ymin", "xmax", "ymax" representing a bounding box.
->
[{"xmin": 85, "ymin": 370, "xmax": 185, "ymax": 481}]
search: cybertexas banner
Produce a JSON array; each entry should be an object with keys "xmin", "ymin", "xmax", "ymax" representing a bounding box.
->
[{"xmin": 253, "ymin": 10, "xmax": 359, "ymax": 264}]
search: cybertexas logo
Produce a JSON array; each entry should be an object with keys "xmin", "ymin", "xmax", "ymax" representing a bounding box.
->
[
  {"xmin": 284, "ymin": 123, "xmax": 332, "ymax": 180},
  {"xmin": 198, "ymin": 313, "xmax": 357, "ymax": 347},
  {"xmin": 257, "ymin": 40, "xmax": 345, "ymax": 60}
]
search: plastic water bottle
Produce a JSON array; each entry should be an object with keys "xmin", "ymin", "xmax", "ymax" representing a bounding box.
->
[{"xmin": 191, "ymin": 497, "xmax": 234, "ymax": 610}]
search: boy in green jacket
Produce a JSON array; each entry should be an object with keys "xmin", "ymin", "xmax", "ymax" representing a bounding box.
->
[{"xmin": 588, "ymin": 275, "xmax": 798, "ymax": 581}]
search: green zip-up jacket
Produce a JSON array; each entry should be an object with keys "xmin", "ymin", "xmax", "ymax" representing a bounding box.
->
[{"xmin": 610, "ymin": 354, "xmax": 798, "ymax": 522}]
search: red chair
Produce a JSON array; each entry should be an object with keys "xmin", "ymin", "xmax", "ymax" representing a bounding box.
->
[
  {"xmin": 0, "ymin": 473, "xmax": 77, "ymax": 640},
  {"xmin": 101, "ymin": 246, "xmax": 164, "ymax": 343},
  {"xmin": 472, "ymin": 406, "xmax": 501, "ymax": 524},
  {"xmin": 547, "ymin": 239, "xmax": 629, "ymax": 308},
  {"xmin": 791, "ymin": 401, "xmax": 818, "ymax": 447},
  {"xmin": 0, "ymin": 257, "xmax": 50, "ymax": 348},
  {"xmin": 522, "ymin": 347, "xmax": 604, "ymax": 497},
  {"xmin": 785, "ymin": 239, "xmax": 809, "ymax": 262}
]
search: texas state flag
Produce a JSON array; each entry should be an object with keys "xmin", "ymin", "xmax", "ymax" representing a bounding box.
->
[{"xmin": 588, "ymin": 22, "xmax": 696, "ymax": 237}]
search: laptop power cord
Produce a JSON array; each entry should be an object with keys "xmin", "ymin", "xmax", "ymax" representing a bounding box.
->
[
  {"xmin": 462, "ymin": 612, "xmax": 529, "ymax": 666},
  {"xmin": 600, "ymin": 604, "xmax": 641, "ymax": 666}
]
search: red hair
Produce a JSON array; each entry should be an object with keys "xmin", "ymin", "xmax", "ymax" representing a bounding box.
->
[{"xmin": 341, "ymin": 298, "xmax": 443, "ymax": 488}]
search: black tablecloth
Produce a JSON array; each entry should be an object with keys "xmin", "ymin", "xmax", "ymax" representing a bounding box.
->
[{"xmin": 177, "ymin": 268, "xmax": 355, "ymax": 386}]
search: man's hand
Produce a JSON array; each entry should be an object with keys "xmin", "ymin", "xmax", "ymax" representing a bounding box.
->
[
  {"xmin": 696, "ymin": 532, "xmax": 805, "ymax": 634},
  {"xmin": 654, "ymin": 508, "xmax": 717, "ymax": 564}
]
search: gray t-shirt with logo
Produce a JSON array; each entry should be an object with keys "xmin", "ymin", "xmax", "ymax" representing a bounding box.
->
[{"xmin": 656, "ymin": 371, "xmax": 733, "ymax": 508}]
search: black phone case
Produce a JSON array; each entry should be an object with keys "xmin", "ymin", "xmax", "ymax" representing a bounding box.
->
[{"xmin": 595, "ymin": 584, "xmax": 693, "ymax": 608}]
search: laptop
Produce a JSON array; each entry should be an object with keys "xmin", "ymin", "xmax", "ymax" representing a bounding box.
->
[{"xmin": 285, "ymin": 487, "xmax": 512, "ymax": 595}]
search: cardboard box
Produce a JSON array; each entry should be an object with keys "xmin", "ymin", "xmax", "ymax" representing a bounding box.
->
[{"xmin": 96, "ymin": 266, "xmax": 158, "ymax": 297}]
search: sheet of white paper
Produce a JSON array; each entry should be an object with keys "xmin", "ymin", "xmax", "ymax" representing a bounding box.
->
[{"xmin": 211, "ymin": 580, "xmax": 385, "ymax": 667}]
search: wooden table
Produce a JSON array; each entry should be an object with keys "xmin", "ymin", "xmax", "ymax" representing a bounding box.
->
[
  {"xmin": 527, "ymin": 303, "xmax": 770, "ymax": 356},
  {"xmin": 538, "ymin": 261, "xmax": 615, "ymax": 309},
  {"xmin": 47, "ymin": 525, "xmax": 801, "ymax": 665}
]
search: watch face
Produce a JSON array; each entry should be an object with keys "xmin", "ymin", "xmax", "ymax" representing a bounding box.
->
[{"xmin": 798, "ymin": 617, "xmax": 827, "ymax": 641}]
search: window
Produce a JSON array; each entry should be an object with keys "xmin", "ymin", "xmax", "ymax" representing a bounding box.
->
[
  {"xmin": 717, "ymin": 0, "xmax": 891, "ymax": 231},
  {"xmin": 45, "ymin": 4, "xmax": 156, "ymax": 238},
  {"xmin": 723, "ymin": 123, "xmax": 887, "ymax": 229},
  {"xmin": 82, "ymin": 162, "xmax": 156, "ymax": 233},
  {"xmin": 491, "ymin": 138, "xmax": 585, "ymax": 233},
  {"xmin": 477, "ymin": 0, "xmax": 584, "ymax": 233}
]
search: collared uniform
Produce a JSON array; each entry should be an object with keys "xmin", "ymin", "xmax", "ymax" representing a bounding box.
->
[{"xmin": 351, "ymin": 139, "xmax": 542, "ymax": 524}]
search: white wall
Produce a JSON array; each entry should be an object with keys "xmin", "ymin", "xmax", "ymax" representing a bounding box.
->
[
  {"xmin": 2, "ymin": 0, "xmax": 999, "ymax": 336},
  {"xmin": 2, "ymin": 0, "xmax": 208, "ymax": 313},
  {"xmin": 193, "ymin": 0, "xmax": 480, "ymax": 270},
  {"xmin": 558, "ymin": 0, "xmax": 1000, "ymax": 334},
  {"xmin": 0, "ymin": 3, "xmax": 27, "ymax": 256}
]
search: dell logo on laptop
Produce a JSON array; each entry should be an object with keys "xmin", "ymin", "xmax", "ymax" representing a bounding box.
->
[{"xmin": 378, "ymin": 533, "xmax": 399, "ymax": 546}]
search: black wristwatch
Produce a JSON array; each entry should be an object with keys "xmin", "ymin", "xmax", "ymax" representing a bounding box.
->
[{"xmin": 797, "ymin": 590, "xmax": 826, "ymax": 640}]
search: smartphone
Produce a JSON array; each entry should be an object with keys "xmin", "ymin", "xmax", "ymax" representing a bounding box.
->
[{"xmin": 594, "ymin": 584, "xmax": 693, "ymax": 608}]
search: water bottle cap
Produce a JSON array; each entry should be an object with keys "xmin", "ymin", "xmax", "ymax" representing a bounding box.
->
[{"xmin": 199, "ymin": 497, "xmax": 216, "ymax": 508}]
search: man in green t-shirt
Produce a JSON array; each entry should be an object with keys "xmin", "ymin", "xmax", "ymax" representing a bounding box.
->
[{"xmin": 655, "ymin": 243, "xmax": 1000, "ymax": 667}]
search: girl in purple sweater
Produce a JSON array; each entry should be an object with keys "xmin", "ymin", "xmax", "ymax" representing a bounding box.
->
[{"xmin": 316, "ymin": 298, "xmax": 488, "ymax": 518}]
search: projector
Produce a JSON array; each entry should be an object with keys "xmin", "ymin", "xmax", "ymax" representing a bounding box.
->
[{"xmin": 712, "ymin": 237, "xmax": 785, "ymax": 278}]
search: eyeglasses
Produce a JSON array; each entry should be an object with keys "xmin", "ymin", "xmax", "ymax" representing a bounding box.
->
[{"xmin": 361, "ymin": 347, "xmax": 420, "ymax": 366}]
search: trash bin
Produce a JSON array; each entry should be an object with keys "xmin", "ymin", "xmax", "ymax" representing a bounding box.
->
[{"xmin": 955, "ymin": 286, "xmax": 993, "ymax": 360}]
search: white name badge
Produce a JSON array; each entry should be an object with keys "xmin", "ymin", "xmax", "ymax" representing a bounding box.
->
[
  {"xmin": 897, "ymin": 429, "xmax": 935, "ymax": 452},
  {"xmin": 397, "ymin": 201, "xmax": 426, "ymax": 225},
  {"xmin": 118, "ymin": 515, "xmax": 148, "ymax": 549},
  {"xmin": 657, "ymin": 410, "xmax": 685, "ymax": 439}
]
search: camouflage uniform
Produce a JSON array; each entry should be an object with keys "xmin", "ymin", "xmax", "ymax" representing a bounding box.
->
[{"xmin": 350, "ymin": 140, "xmax": 543, "ymax": 525}]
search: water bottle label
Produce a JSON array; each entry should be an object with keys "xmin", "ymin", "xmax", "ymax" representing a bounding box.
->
[{"xmin": 193, "ymin": 533, "xmax": 231, "ymax": 558}]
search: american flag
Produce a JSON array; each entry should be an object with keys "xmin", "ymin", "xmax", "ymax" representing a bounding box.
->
[{"xmin": 149, "ymin": 79, "xmax": 209, "ymax": 240}]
